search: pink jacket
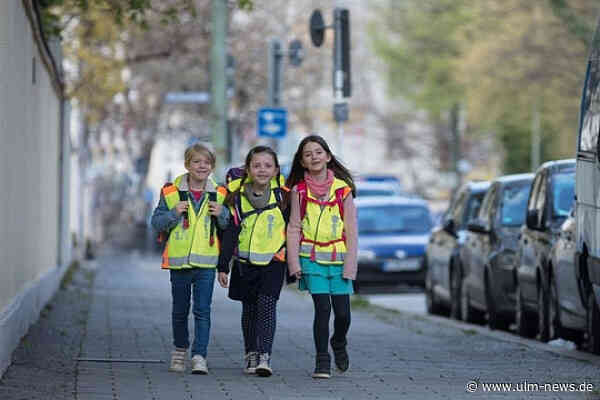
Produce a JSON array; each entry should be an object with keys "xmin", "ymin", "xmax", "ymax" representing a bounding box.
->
[{"xmin": 286, "ymin": 185, "xmax": 358, "ymax": 280}]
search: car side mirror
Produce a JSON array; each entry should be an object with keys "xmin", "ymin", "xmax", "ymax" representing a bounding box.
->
[
  {"xmin": 467, "ymin": 220, "xmax": 489, "ymax": 234},
  {"xmin": 526, "ymin": 209, "xmax": 539, "ymax": 230},
  {"xmin": 443, "ymin": 218, "xmax": 457, "ymax": 236}
]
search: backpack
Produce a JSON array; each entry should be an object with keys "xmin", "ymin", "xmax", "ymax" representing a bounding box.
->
[{"xmin": 225, "ymin": 166, "xmax": 246, "ymax": 185}]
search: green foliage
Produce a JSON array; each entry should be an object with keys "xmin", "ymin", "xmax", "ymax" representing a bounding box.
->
[
  {"xmin": 370, "ymin": 0, "xmax": 473, "ymax": 118},
  {"xmin": 371, "ymin": 0, "xmax": 597, "ymax": 174},
  {"xmin": 548, "ymin": 0, "xmax": 594, "ymax": 45},
  {"xmin": 39, "ymin": 0, "xmax": 252, "ymax": 37}
]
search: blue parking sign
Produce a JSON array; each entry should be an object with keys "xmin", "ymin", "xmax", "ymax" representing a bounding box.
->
[{"xmin": 257, "ymin": 107, "xmax": 287, "ymax": 138}]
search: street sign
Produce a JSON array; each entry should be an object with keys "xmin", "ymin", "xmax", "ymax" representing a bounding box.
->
[
  {"xmin": 165, "ymin": 92, "xmax": 211, "ymax": 104},
  {"xmin": 257, "ymin": 107, "xmax": 287, "ymax": 138}
]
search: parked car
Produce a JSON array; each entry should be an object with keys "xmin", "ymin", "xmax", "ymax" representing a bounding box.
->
[
  {"xmin": 515, "ymin": 159, "xmax": 575, "ymax": 340},
  {"xmin": 356, "ymin": 197, "xmax": 433, "ymax": 289},
  {"xmin": 459, "ymin": 173, "xmax": 534, "ymax": 328},
  {"xmin": 356, "ymin": 181, "xmax": 405, "ymax": 198},
  {"xmin": 425, "ymin": 181, "xmax": 490, "ymax": 317},
  {"xmin": 549, "ymin": 208, "xmax": 586, "ymax": 346},
  {"xmin": 575, "ymin": 17, "xmax": 600, "ymax": 354}
]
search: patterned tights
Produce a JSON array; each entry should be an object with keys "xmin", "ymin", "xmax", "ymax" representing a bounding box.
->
[{"xmin": 241, "ymin": 294, "xmax": 277, "ymax": 354}]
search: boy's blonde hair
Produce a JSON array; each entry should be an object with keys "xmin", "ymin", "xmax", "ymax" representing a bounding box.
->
[{"xmin": 184, "ymin": 143, "xmax": 216, "ymax": 168}]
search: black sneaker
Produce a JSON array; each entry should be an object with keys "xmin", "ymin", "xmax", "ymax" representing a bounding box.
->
[
  {"xmin": 312, "ymin": 353, "xmax": 331, "ymax": 379},
  {"xmin": 330, "ymin": 338, "xmax": 349, "ymax": 372}
]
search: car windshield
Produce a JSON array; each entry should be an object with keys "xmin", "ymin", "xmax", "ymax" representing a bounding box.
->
[
  {"xmin": 357, "ymin": 188, "xmax": 395, "ymax": 197},
  {"xmin": 358, "ymin": 205, "xmax": 432, "ymax": 234},
  {"xmin": 500, "ymin": 182, "xmax": 531, "ymax": 226},
  {"xmin": 552, "ymin": 171, "xmax": 575, "ymax": 218}
]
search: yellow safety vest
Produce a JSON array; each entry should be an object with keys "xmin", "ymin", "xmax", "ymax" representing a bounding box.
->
[
  {"xmin": 298, "ymin": 178, "xmax": 351, "ymax": 264},
  {"xmin": 161, "ymin": 174, "xmax": 227, "ymax": 269},
  {"xmin": 229, "ymin": 178, "xmax": 287, "ymax": 266}
]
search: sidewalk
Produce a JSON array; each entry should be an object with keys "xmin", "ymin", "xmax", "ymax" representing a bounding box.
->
[{"xmin": 1, "ymin": 249, "xmax": 599, "ymax": 399}]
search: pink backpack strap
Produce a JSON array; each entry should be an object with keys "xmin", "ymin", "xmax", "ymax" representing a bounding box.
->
[{"xmin": 297, "ymin": 181, "xmax": 308, "ymax": 221}]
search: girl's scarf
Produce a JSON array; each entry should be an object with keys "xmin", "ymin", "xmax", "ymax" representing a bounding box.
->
[
  {"xmin": 243, "ymin": 182, "xmax": 270, "ymax": 210},
  {"xmin": 304, "ymin": 169, "xmax": 334, "ymax": 199}
]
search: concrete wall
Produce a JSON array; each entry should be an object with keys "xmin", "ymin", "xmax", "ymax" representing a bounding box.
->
[{"xmin": 0, "ymin": 1, "xmax": 70, "ymax": 377}]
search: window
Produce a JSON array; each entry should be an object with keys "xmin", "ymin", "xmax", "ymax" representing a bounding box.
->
[
  {"xmin": 463, "ymin": 192, "xmax": 485, "ymax": 227},
  {"xmin": 551, "ymin": 171, "xmax": 575, "ymax": 218},
  {"xmin": 500, "ymin": 182, "xmax": 532, "ymax": 227},
  {"xmin": 358, "ymin": 205, "xmax": 432, "ymax": 234},
  {"xmin": 450, "ymin": 190, "xmax": 467, "ymax": 227},
  {"xmin": 479, "ymin": 185, "xmax": 497, "ymax": 226},
  {"xmin": 528, "ymin": 174, "xmax": 543, "ymax": 212},
  {"xmin": 579, "ymin": 60, "xmax": 600, "ymax": 152}
]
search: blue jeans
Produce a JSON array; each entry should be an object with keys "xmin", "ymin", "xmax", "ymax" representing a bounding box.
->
[{"xmin": 170, "ymin": 268, "xmax": 216, "ymax": 357}]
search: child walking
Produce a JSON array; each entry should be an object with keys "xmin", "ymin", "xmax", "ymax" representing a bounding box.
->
[
  {"xmin": 151, "ymin": 143, "xmax": 229, "ymax": 374},
  {"xmin": 286, "ymin": 135, "xmax": 357, "ymax": 379},
  {"xmin": 217, "ymin": 146, "xmax": 289, "ymax": 377}
]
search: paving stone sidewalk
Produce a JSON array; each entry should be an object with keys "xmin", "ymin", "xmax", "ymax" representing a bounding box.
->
[{"xmin": 1, "ymin": 249, "xmax": 599, "ymax": 400}]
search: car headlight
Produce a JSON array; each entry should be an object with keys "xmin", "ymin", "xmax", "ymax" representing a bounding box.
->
[{"xmin": 358, "ymin": 249, "xmax": 376, "ymax": 261}]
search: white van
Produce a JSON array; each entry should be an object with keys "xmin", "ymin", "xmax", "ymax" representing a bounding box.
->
[{"xmin": 575, "ymin": 18, "xmax": 600, "ymax": 354}]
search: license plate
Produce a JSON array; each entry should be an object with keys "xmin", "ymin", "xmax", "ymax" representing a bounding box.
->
[{"xmin": 382, "ymin": 258, "xmax": 421, "ymax": 272}]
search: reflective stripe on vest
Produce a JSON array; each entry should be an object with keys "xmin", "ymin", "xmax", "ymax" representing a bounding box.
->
[
  {"xmin": 298, "ymin": 177, "xmax": 350, "ymax": 265},
  {"xmin": 235, "ymin": 187, "xmax": 286, "ymax": 266},
  {"xmin": 160, "ymin": 174, "xmax": 225, "ymax": 269}
]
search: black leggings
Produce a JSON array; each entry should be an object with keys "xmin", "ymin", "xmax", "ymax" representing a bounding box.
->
[
  {"xmin": 311, "ymin": 294, "xmax": 351, "ymax": 354},
  {"xmin": 241, "ymin": 294, "xmax": 277, "ymax": 354}
]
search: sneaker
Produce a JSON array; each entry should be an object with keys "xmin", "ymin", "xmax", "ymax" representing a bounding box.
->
[
  {"xmin": 191, "ymin": 355, "xmax": 208, "ymax": 375},
  {"xmin": 243, "ymin": 352, "xmax": 258, "ymax": 374},
  {"xmin": 255, "ymin": 353, "xmax": 272, "ymax": 377},
  {"xmin": 169, "ymin": 349, "xmax": 186, "ymax": 373},
  {"xmin": 330, "ymin": 338, "xmax": 349, "ymax": 372},
  {"xmin": 312, "ymin": 353, "xmax": 331, "ymax": 379}
]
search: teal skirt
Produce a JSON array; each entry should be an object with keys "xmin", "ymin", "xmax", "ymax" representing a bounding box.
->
[{"xmin": 298, "ymin": 257, "xmax": 354, "ymax": 295}]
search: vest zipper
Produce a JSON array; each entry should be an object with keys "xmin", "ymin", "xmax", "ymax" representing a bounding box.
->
[
  {"xmin": 187, "ymin": 195, "xmax": 207, "ymax": 265},
  {"xmin": 246, "ymin": 210, "xmax": 262, "ymax": 263}
]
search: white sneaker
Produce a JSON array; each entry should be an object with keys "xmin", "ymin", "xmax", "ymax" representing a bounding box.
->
[
  {"xmin": 243, "ymin": 352, "xmax": 258, "ymax": 374},
  {"xmin": 255, "ymin": 353, "xmax": 272, "ymax": 377},
  {"xmin": 169, "ymin": 349, "xmax": 186, "ymax": 372},
  {"xmin": 191, "ymin": 355, "xmax": 208, "ymax": 374}
]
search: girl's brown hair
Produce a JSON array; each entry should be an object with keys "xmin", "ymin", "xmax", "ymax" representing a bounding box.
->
[{"xmin": 285, "ymin": 135, "xmax": 356, "ymax": 196}]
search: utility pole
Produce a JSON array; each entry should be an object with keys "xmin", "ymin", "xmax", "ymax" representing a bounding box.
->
[
  {"xmin": 450, "ymin": 103, "xmax": 461, "ymax": 194},
  {"xmin": 531, "ymin": 100, "xmax": 541, "ymax": 172},
  {"xmin": 211, "ymin": 0, "xmax": 228, "ymax": 180},
  {"xmin": 309, "ymin": 8, "xmax": 351, "ymax": 159},
  {"xmin": 332, "ymin": 7, "xmax": 350, "ymax": 160},
  {"xmin": 268, "ymin": 38, "xmax": 283, "ymax": 152}
]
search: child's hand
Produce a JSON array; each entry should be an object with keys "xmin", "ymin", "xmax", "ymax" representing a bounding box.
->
[
  {"xmin": 218, "ymin": 272, "xmax": 229, "ymax": 288},
  {"xmin": 174, "ymin": 201, "xmax": 188, "ymax": 216},
  {"xmin": 208, "ymin": 201, "xmax": 222, "ymax": 216},
  {"xmin": 294, "ymin": 271, "xmax": 302, "ymax": 279}
]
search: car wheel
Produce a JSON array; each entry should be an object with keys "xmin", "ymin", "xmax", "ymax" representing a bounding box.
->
[
  {"xmin": 515, "ymin": 280, "xmax": 537, "ymax": 338},
  {"xmin": 586, "ymin": 291, "xmax": 600, "ymax": 355},
  {"xmin": 450, "ymin": 265, "xmax": 462, "ymax": 320},
  {"xmin": 425, "ymin": 259, "xmax": 443, "ymax": 315},
  {"xmin": 486, "ymin": 273, "xmax": 509, "ymax": 331},
  {"xmin": 538, "ymin": 283, "xmax": 550, "ymax": 342}
]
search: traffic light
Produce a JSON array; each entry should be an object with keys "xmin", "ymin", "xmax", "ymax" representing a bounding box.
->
[{"xmin": 334, "ymin": 8, "xmax": 351, "ymax": 98}]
